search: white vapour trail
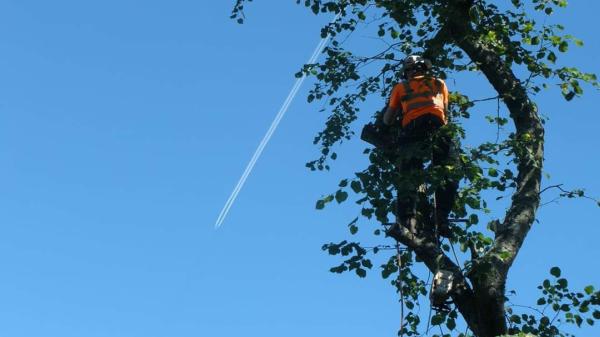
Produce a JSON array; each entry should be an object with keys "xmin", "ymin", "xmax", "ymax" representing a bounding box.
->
[{"xmin": 215, "ymin": 16, "xmax": 339, "ymax": 229}]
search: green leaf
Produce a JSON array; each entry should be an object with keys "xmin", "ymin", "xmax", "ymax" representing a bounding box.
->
[
  {"xmin": 326, "ymin": 244, "xmax": 340, "ymax": 255},
  {"xmin": 593, "ymin": 310, "xmax": 600, "ymax": 319},
  {"xmin": 543, "ymin": 279, "xmax": 551, "ymax": 288},
  {"xmin": 550, "ymin": 266, "xmax": 561, "ymax": 277},
  {"xmin": 575, "ymin": 314, "xmax": 583, "ymax": 326},
  {"xmin": 316, "ymin": 200, "xmax": 325, "ymax": 210},
  {"xmin": 350, "ymin": 180, "xmax": 362, "ymax": 193},
  {"xmin": 310, "ymin": 3, "xmax": 319, "ymax": 14},
  {"xmin": 564, "ymin": 91, "xmax": 576, "ymax": 101},
  {"xmin": 431, "ymin": 314, "xmax": 445, "ymax": 325},
  {"xmin": 585, "ymin": 285, "xmax": 595, "ymax": 295},
  {"xmin": 446, "ymin": 318, "xmax": 456, "ymax": 330},
  {"xmin": 361, "ymin": 208, "xmax": 373, "ymax": 219},
  {"xmin": 559, "ymin": 41, "xmax": 569, "ymax": 52},
  {"xmin": 335, "ymin": 190, "xmax": 348, "ymax": 203},
  {"xmin": 558, "ymin": 278, "xmax": 568, "ymax": 288}
]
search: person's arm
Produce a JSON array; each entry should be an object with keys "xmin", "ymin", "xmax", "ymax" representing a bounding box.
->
[
  {"xmin": 383, "ymin": 106, "xmax": 398, "ymax": 125},
  {"xmin": 442, "ymin": 80, "xmax": 449, "ymax": 113},
  {"xmin": 383, "ymin": 84, "xmax": 402, "ymax": 126}
]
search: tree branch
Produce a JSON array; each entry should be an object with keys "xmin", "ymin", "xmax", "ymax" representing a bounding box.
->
[{"xmin": 386, "ymin": 224, "xmax": 480, "ymax": 332}]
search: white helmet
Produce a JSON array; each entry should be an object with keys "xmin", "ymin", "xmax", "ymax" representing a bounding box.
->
[{"xmin": 402, "ymin": 55, "xmax": 432, "ymax": 77}]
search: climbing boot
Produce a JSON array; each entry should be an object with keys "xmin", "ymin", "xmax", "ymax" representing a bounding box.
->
[{"xmin": 430, "ymin": 269, "xmax": 454, "ymax": 312}]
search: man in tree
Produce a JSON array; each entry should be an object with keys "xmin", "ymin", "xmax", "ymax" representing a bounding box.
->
[{"xmin": 382, "ymin": 55, "xmax": 458, "ymax": 238}]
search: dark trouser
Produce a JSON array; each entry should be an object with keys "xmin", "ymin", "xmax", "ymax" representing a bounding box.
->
[{"xmin": 395, "ymin": 115, "xmax": 459, "ymax": 226}]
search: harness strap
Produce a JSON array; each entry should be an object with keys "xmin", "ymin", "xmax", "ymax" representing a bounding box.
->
[
  {"xmin": 401, "ymin": 80, "xmax": 412, "ymax": 97},
  {"xmin": 406, "ymin": 101, "xmax": 437, "ymax": 111}
]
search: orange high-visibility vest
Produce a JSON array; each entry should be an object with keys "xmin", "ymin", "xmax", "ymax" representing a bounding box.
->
[{"xmin": 388, "ymin": 76, "xmax": 449, "ymax": 127}]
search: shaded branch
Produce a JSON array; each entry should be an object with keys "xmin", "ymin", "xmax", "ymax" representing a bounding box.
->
[{"xmin": 386, "ymin": 223, "xmax": 480, "ymax": 331}]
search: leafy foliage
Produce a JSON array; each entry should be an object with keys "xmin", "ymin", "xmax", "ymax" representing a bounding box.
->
[
  {"xmin": 505, "ymin": 268, "xmax": 600, "ymax": 337},
  {"xmin": 231, "ymin": 0, "xmax": 598, "ymax": 335}
]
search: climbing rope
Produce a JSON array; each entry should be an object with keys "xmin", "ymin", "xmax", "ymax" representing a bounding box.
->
[{"xmin": 396, "ymin": 243, "xmax": 405, "ymax": 337}]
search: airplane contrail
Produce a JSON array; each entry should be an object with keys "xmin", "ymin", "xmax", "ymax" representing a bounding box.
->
[{"xmin": 215, "ymin": 15, "xmax": 340, "ymax": 229}]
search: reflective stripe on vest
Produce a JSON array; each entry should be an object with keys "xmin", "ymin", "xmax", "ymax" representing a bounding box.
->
[
  {"xmin": 406, "ymin": 101, "xmax": 437, "ymax": 111},
  {"xmin": 401, "ymin": 91, "xmax": 434, "ymax": 102}
]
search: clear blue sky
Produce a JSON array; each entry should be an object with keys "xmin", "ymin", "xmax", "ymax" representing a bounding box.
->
[{"xmin": 0, "ymin": 1, "xmax": 598, "ymax": 336}]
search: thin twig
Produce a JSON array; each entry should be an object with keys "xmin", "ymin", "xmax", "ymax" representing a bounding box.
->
[
  {"xmin": 539, "ymin": 184, "xmax": 599, "ymax": 205},
  {"xmin": 507, "ymin": 302, "xmax": 546, "ymax": 316},
  {"xmin": 469, "ymin": 95, "xmax": 500, "ymax": 103},
  {"xmin": 539, "ymin": 184, "xmax": 564, "ymax": 195},
  {"xmin": 549, "ymin": 306, "xmax": 562, "ymax": 326}
]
